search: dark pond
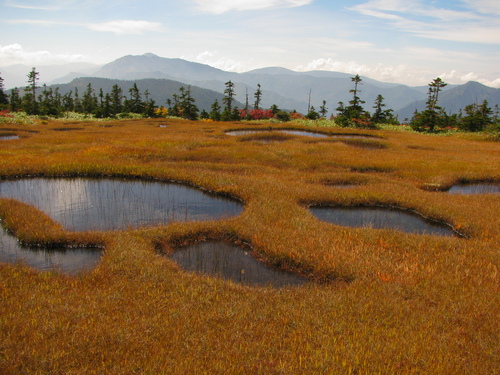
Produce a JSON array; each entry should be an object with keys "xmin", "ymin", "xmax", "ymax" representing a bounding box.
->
[
  {"xmin": 170, "ymin": 242, "xmax": 306, "ymax": 287},
  {"xmin": 0, "ymin": 225, "xmax": 101, "ymax": 274},
  {"xmin": 0, "ymin": 178, "xmax": 244, "ymax": 231},
  {"xmin": 310, "ymin": 206, "xmax": 458, "ymax": 236},
  {"xmin": 326, "ymin": 184, "xmax": 360, "ymax": 189},
  {"xmin": 226, "ymin": 129, "xmax": 372, "ymax": 139},
  {"xmin": 52, "ymin": 127, "xmax": 84, "ymax": 131},
  {"xmin": 0, "ymin": 135, "xmax": 20, "ymax": 140},
  {"xmin": 448, "ymin": 183, "xmax": 500, "ymax": 195}
]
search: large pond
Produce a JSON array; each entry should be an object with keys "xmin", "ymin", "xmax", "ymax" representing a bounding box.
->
[
  {"xmin": 170, "ymin": 242, "xmax": 306, "ymax": 287},
  {"xmin": 0, "ymin": 226, "xmax": 101, "ymax": 274},
  {"xmin": 226, "ymin": 129, "xmax": 373, "ymax": 139},
  {"xmin": 0, "ymin": 178, "xmax": 244, "ymax": 231},
  {"xmin": 310, "ymin": 206, "xmax": 458, "ymax": 236},
  {"xmin": 448, "ymin": 183, "xmax": 500, "ymax": 195}
]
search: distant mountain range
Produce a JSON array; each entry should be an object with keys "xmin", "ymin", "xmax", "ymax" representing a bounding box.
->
[
  {"xmin": 49, "ymin": 77, "xmax": 245, "ymax": 113},
  {"xmin": 2, "ymin": 53, "xmax": 499, "ymax": 119}
]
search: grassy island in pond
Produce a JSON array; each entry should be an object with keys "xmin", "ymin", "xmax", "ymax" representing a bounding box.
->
[{"xmin": 0, "ymin": 117, "xmax": 499, "ymax": 374}]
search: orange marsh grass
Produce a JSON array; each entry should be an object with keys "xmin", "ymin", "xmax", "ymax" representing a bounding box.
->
[{"xmin": 0, "ymin": 117, "xmax": 499, "ymax": 374}]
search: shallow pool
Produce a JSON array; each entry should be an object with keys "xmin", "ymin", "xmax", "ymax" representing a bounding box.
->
[
  {"xmin": 0, "ymin": 225, "xmax": 101, "ymax": 274},
  {"xmin": 310, "ymin": 206, "xmax": 458, "ymax": 236},
  {"xmin": 170, "ymin": 241, "xmax": 306, "ymax": 287},
  {"xmin": 448, "ymin": 183, "xmax": 500, "ymax": 195}
]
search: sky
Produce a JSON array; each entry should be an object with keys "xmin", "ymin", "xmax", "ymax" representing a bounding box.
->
[{"xmin": 1, "ymin": 0, "xmax": 499, "ymax": 88}]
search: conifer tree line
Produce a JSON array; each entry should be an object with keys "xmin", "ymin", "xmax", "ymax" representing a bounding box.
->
[{"xmin": 0, "ymin": 68, "xmax": 498, "ymax": 132}]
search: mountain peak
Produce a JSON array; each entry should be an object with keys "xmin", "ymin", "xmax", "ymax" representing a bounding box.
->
[{"xmin": 142, "ymin": 53, "xmax": 160, "ymax": 58}]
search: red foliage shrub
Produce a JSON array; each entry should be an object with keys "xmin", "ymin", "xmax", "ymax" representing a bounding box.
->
[
  {"xmin": 240, "ymin": 109, "xmax": 274, "ymax": 120},
  {"xmin": 289, "ymin": 112, "xmax": 304, "ymax": 119},
  {"xmin": 0, "ymin": 110, "xmax": 13, "ymax": 118}
]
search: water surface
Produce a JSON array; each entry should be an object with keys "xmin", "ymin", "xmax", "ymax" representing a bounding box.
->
[
  {"xmin": 0, "ymin": 178, "xmax": 244, "ymax": 231},
  {"xmin": 310, "ymin": 206, "xmax": 457, "ymax": 236},
  {"xmin": 448, "ymin": 183, "xmax": 500, "ymax": 195},
  {"xmin": 0, "ymin": 225, "xmax": 101, "ymax": 274},
  {"xmin": 226, "ymin": 129, "xmax": 372, "ymax": 139},
  {"xmin": 170, "ymin": 241, "xmax": 306, "ymax": 287},
  {"xmin": 0, "ymin": 135, "xmax": 20, "ymax": 140}
]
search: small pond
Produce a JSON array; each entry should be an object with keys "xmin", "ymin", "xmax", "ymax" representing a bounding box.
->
[
  {"xmin": 51, "ymin": 127, "xmax": 84, "ymax": 132},
  {"xmin": 0, "ymin": 178, "xmax": 244, "ymax": 231},
  {"xmin": 310, "ymin": 206, "xmax": 458, "ymax": 236},
  {"xmin": 170, "ymin": 242, "xmax": 306, "ymax": 287},
  {"xmin": 448, "ymin": 183, "xmax": 500, "ymax": 195},
  {"xmin": 0, "ymin": 225, "xmax": 101, "ymax": 274},
  {"xmin": 0, "ymin": 135, "xmax": 20, "ymax": 140},
  {"xmin": 226, "ymin": 129, "xmax": 373, "ymax": 139}
]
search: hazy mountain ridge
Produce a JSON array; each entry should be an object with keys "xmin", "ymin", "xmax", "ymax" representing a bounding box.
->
[
  {"xmin": 3, "ymin": 53, "xmax": 499, "ymax": 118},
  {"xmin": 92, "ymin": 54, "xmax": 428, "ymax": 114},
  {"xmin": 397, "ymin": 81, "xmax": 500, "ymax": 120},
  {"xmin": 1, "ymin": 62, "xmax": 100, "ymax": 89}
]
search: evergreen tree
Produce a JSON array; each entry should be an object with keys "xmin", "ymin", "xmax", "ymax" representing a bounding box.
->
[
  {"xmin": 253, "ymin": 83, "xmax": 262, "ymax": 110},
  {"xmin": 306, "ymin": 105, "xmax": 320, "ymax": 120},
  {"xmin": 336, "ymin": 101, "xmax": 345, "ymax": 115},
  {"xmin": 21, "ymin": 92, "xmax": 35, "ymax": 114},
  {"xmin": 9, "ymin": 88, "xmax": 21, "ymax": 112},
  {"xmin": 231, "ymin": 106, "xmax": 240, "ymax": 121},
  {"xmin": 93, "ymin": 89, "xmax": 106, "ymax": 118},
  {"xmin": 25, "ymin": 67, "xmax": 40, "ymax": 114},
  {"xmin": 410, "ymin": 77, "xmax": 447, "ymax": 132},
  {"xmin": 371, "ymin": 94, "xmax": 397, "ymax": 124},
  {"xmin": 459, "ymin": 100, "xmax": 493, "ymax": 132},
  {"xmin": 38, "ymin": 84, "xmax": 61, "ymax": 116},
  {"xmin": 126, "ymin": 83, "xmax": 142, "ymax": 113},
  {"xmin": 209, "ymin": 99, "xmax": 221, "ymax": 121},
  {"xmin": 223, "ymin": 80, "xmax": 235, "ymax": 114},
  {"xmin": 347, "ymin": 74, "xmax": 365, "ymax": 119},
  {"xmin": 110, "ymin": 84, "xmax": 123, "ymax": 115},
  {"xmin": 62, "ymin": 91, "xmax": 74, "ymax": 113},
  {"xmin": 200, "ymin": 109, "xmax": 209, "ymax": 119},
  {"xmin": 319, "ymin": 100, "xmax": 328, "ymax": 118},
  {"xmin": 244, "ymin": 88, "xmax": 249, "ymax": 110},
  {"xmin": 335, "ymin": 75, "xmax": 373, "ymax": 127},
  {"xmin": 427, "ymin": 77, "xmax": 447, "ymax": 113},
  {"xmin": 178, "ymin": 86, "xmax": 198, "ymax": 120},
  {"xmin": 82, "ymin": 83, "xmax": 98, "ymax": 115},
  {"xmin": 142, "ymin": 89, "xmax": 156, "ymax": 117},
  {"xmin": 166, "ymin": 99, "xmax": 173, "ymax": 116},
  {"xmin": 73, "ymin": 87, "xmax": 82, "ymax": 113},
  {"xmin": 102, "ymin": 93, "xmax": 112, "ymax": 118},
  {"xmin": 0, "ymin": 74, "xmax": 9, "ymax": 109}
]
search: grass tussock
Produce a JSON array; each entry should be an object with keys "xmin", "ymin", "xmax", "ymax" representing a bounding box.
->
[{"xmin": 0, "ymin": 118, "xmax": 499, "ymax": 374}]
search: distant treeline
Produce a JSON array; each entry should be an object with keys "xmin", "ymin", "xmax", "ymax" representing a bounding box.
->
[{"xmin": 1, "ymin": 68, "xmax": 499, "ymax": 132}]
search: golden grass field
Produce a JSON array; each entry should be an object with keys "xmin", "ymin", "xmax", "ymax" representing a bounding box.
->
[{"xmin": 1, "ymin": 118, "xmax": 499, "ymax": 374}]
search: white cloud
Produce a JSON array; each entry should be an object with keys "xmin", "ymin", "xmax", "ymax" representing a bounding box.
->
[
  {"xmin": 191, "ymin": 0, "xmax": 313, "ymax": 14},
  {"xmin": 5, "ymin": 18, "xmax": 166, "ymax": 36},
  {"xmin": 462, "ymin": 0, "xmax": 500, "ymax": 16},
  {"xmin": 184, "ymin": 51, "xmax": 259, "ymax": 72},
  {"xmin": 350, "ymin": 0, "xmax": 500, "ymax": 44},
  {"xmin": 87, "ymin": 20, "xmax": 165, "ymax": 35},
  {"xmin": 0, "ymin": 43, "xmax": 87, "ymax": 66},
  {"xmin": 439, "ymin": 70, "xmax": 500, "ymax": 88},
  {"xmin": 296, "ymin": 58, "xmax": 425, "ymax": 84},
  {"xmin": 5, "ymin": 0, "xmax": 61, "ymax": 10},
  {"xmin": 295, "ymin": 57, "xmax": 500, "ymax": 88},
  {"xmin": 7, "ymin": 19, "xmax": 63, "ymax": 26}
]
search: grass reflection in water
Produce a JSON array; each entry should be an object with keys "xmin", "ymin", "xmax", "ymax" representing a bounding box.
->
[{"xmin": 170, "ymin": 241, "xmax": 306, "ymax": 287}]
